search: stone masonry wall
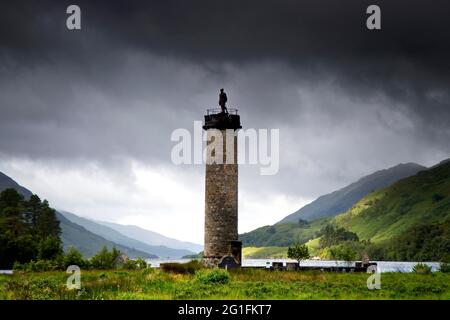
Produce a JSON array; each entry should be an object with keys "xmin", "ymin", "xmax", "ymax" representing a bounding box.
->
[{"xmin": 204, "ymin": 129, "xmax": 238, "ymax": 261}]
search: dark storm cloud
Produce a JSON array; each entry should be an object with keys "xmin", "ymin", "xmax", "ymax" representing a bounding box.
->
[
  {"xmin": 2, "ymin": 0, "xmax": 449, "ymax": 116},
  {"xmin": 4, "ymin": 0, "xmax": 449, "ymax": 61},
  {"xmin": 1, "ymin": 0, "xmax": 450, "ymax": 199}
]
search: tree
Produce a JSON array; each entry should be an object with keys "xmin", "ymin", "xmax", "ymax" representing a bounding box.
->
[
  {"xmin": 287, "ymin": 243, "xmax": 310, "ymax": 266},
  {"xmin": 90, "ymin": 246, "xmax": 121, "ymax": 269},
  {"xmin": 35, "ymin": 201, "xmax": 61, "ymax": 239},
  {"xmin": 298, "ymin": 219, "xmax": 309, "ymax": 227},
  {"xmin": 124, "ymin": 258, "xmax": 148, "ymax": 270},
  {"xmin": 0, "ymin": 188, "xmax": 63, "ymax": 268},
  {"xmin": 63, "ymin": 246, "xmax": 86, "ymax": 268},
  {"xmin": 35, "ymin": 201, "xmax": 63, "ymax": 260},
  {"xmin": 329, "ymin": 243, "xmax": 358, "ymax": 266},
  {"xmin": 432, "ymin": 193, "xmax": 445, "ymax": 203},
  {"xmin": 38, "ymin": 236, "xmax": 63, "ymax": 260},
  {"xmin": 25, "ymin": 194, "xmax": 42, "ymax": 228},
  {"xmin": 0, "ymin": 207, "xmax": 28, "ymax": 237},
  {"xmin": 0, "ymin": 188, "xmax": 23, "ymax": 209},
  {"xmin": 0, "ymin": 189, "xmax": 33, "ymax": 268},
  {"xmin": 266, "ymin": 226, "xmax": 276, "ymax": 234},
  {"xmin": 319, "ymin": 224, "xmax": 359, "ymax": 248}
]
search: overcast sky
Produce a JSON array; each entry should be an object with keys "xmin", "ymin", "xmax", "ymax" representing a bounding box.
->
[{"xmin": 1, "ymin": 0, "xmax": 449, "ymax": 244}]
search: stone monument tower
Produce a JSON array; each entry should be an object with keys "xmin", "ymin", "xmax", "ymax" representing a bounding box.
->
[{"xmin": 203, "ymin": 105, "xmax": 242, "ymax": 268}]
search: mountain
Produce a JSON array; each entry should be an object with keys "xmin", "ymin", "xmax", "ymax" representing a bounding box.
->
[
  {"xmin": 242, "ymin": 159, "xmax": 450, "ymax": 261},
  {"xmin": 241, "ymin": 162, "xmax": 426, "ymax": 248},
  {"xmin": 0, "ymin": 172, "xmax": 32, "ymax": 199},
  {"xmin": 0, "ymin": 171, "xmax": 154, "ymax": 258},
  {"xmin": 333, "ymin": 159, "xmax": 450, "ymax": 243},
  {"xmin": 60, "ymin": 211, "xmax": 195, "ymax": 258},
  {"xmin": 55, "ymin": 212, "xmax": 155, "ymax": 258},
  {"xmin": 278, "ymin": 163, "xmax": 425, "ymax": 223},
  {"xmin": 96, "ymin": 220, "xmax": 203, "ymax": 253},
  {"xmin": 240, "ymin": 218, "xmax": 330, "ymax": 247},
  {"xmin": 305, "ymin": 158, "xmax": 450, "ymax": 261}
]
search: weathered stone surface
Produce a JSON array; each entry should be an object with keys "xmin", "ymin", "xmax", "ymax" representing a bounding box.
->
[{"xmin": 203, "ymin": 116, "xmax": 241, "ymax": 267}]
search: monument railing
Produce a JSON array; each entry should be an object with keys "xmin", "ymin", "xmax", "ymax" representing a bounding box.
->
[{"xmin": 206, "ymin": 108, "xmax": 239, "ymax": 115}]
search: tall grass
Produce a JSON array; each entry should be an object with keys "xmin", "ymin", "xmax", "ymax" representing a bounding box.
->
[{"xmin": 1, "ymin": 268, "xmax": 449, "ymax": 300}]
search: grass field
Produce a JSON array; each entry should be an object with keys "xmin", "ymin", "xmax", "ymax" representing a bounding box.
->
[{"xmin": 1, "ymin": 268, "xmax": 449, "ymax": 300}]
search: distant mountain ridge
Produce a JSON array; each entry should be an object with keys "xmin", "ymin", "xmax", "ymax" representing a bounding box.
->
[
  {"xmin": 55, "ymin": 211, "xmax": 155, "ymax": 258},
  {"xmin": 0, "ymin": 171, "xmax": 199, "ymax": 258},
  {"xmin": 278, "ymin": 163, "xmax": 425, "ymax": 223},
  {"xmin": 96, "ymin": 220, "xmax": 203, "ymax": 253},
  {"xmin": 0, "ymin": 172, "xmax": 33, "ymax": 199},
  {"xmin": 60, "ymin": 211, "xmax": 195, "ymax": 258},
  {"xmin": 0, "ymin": 171, "xmax": 156, "ymax": 258}
]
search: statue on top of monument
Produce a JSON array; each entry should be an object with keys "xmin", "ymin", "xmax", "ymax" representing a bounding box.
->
[{"xmin": 219, "ymin": 88, "xmax": 228, "ymax": 114}]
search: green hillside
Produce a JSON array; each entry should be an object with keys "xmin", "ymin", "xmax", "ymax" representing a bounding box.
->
[
  {"xmin": 334, "ymin": 160, "xmax": 450, "ymax": 243},
  {"xmin": 240, "ymin": 218, "xmax": 329, "ymax": 247},
  {"xmin": 240, "ymin": 160, "xmax": 450, "ymax": 261},
  {"xmin": 278, "ymin": 163, "xmax": 424, "ymax": 223},
  {"xmin": 315, "ymin": 160, "xmax": 450, "ymax": 261},
  {"xmin": 242, "ymin": 246, "xmax": 288, "ymax": 259},
  {"xmin": 240, "ymin": 163, "xmax": 425, "ymax": 249}
]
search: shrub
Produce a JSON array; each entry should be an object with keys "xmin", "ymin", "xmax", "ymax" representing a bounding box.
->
[
  {"xmin": 432, "ymin": 193, "xmax": 445, "ymax": 202},
  {"xmin": 439, "ymin": 263, "xmax": 450, "ymax": 273},
  {"xmin": 12, "ymin": 261, "xmax": 25, "ymax": 271},
  {"xmin": 122, "ymin": 260, "xmax": 136, "ymax": 270},
  {"xmin": 37, "ymin": 237, "xmax": 63, "ymax": 261},
  {"xmin": 413, "ymin": 263, "xmax": 432, "ymax": 274},
  {"xmin": 36, "ymin": 260, "xmax": 61, "ymax": 271},
  {"xmin": 124, "ymin": 258, "xmax": 148, "ymax": 270},
  {"xmin": 14, "ymin": 259, "xmax": 62, "ymax": 272},
  {"xmin": 328, "ymin": 242, "xmax": 359, "ymax": 265},
  {"xmin": 194, "ymin": 269, "xmax": 230, "ymax": 284},
  {"xmin": 63, "ymin": 247, "xmax": 86, "ymax": 269},
  {"xmin": 90, "ymin": 246, "xmax": 121, "ymax": 269},
  {"xmin": 161, "ymin": 260, "xmax": 203, "ymax": 274},
  {"xmin": 141, "ymin": 267, "xmax": 154, "ymax": 275},
  {"xmin": 298, "ymin": 219, "xmax": 309, "ymax": 227},
  {"xmin": 439, "ymin": 254, "xmax": 450, "ymax": 273}
]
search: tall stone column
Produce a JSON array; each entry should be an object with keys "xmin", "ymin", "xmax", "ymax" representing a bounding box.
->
[{"xmin": 203, "ymin": 111, "xmax": 242, "ymax": 268}]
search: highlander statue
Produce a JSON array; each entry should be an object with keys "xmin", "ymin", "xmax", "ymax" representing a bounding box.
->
[{"xmin": 219, "ymin": 88, "xmax": 228, "ymax": 114}]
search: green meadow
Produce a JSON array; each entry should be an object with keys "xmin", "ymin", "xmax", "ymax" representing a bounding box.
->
[{"xmin": 1, "ymin": 268, "xmax": 449, "ymax": 300}]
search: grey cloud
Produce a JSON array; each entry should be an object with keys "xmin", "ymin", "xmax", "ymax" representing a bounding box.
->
[{"xmin": 0, "ymin": 0, "xmax": 450, "ymax": 201}]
